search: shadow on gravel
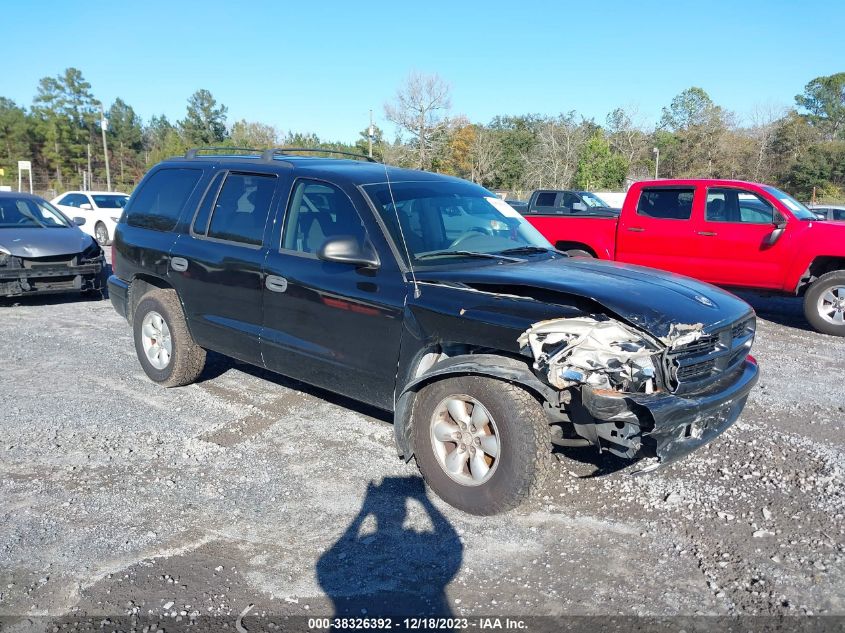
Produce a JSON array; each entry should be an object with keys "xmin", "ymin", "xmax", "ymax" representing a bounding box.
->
[
  {"xmin": 197, "ymin": 351, "xmax": 393, "ymax": 423},
  {"xmin": 553, "ymin": 444, "xmax": 636, "ymax": 477},
  {"xmin": 316, "ymin": 476, "xmax": 462, "ymax": 630}
]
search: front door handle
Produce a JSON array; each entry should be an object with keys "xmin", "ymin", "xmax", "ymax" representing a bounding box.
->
[
  {"xmin": 627, "ymin": 227, "xmax": 645, "ymax": 232},
  {"xmin": 171, "ymin": 257, "xmax": 188, "ymax": 272},
  {"xmin": 265, "ymin": 275, "xmax": 288, "ymax": 293},
  {"xmin": 697, "ymin": 231, "xmax": 718, "ymax": 236}
]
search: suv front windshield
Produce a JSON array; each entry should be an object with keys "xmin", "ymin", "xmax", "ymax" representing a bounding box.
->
[
  {"xmin": 362, "ymin": 181, "xmax": 553, "ymax": 266},
  {"xmin": 0, "ymin": 197, "xmax": 71, "ymax": 229},
  {"xmin": 762, "ymin": 186, "xmax": 817, "ymax": 220},
  {"xmin": 581, "ymin": 192, "xmax": 611, "ymax": 208}
]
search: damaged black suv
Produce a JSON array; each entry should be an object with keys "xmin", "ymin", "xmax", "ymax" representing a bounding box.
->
[{"xmin": 109, "ymin": 148, "xmax": 759, "ymax": 515}]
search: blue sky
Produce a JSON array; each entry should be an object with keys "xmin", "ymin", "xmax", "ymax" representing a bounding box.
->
[{"xmin": 3, "ymin": 0, "xmax": 841, "ymax": 142}]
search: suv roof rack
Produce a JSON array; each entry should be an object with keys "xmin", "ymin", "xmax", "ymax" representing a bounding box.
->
[
  {"xmin": 184, "ymin": 147, "xmax": 263, "ymax": 159},
  {"xmin": 260, "ymin": 147, "xmax": 377, "ymax": 163}
]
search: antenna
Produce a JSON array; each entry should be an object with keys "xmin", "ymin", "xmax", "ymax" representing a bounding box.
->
[{"xmin": 381, "ymin": 161, "xmax": 421, "ymax": 299}]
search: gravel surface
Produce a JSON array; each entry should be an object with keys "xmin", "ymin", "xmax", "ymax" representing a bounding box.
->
[{"xmin": 0, "ymin": 276, "xmax": 843, "ymax": 631}]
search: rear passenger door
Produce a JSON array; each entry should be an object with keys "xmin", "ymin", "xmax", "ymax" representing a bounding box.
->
[
  {"xmin": 616, "ymin": 186, "xmax": 702, "ymax": 277},
  {"xmin": 261, "ymin": 178, "xmax": 406, "ymax": 409},
  {"xmin": 168, "ymin": 169, "xmax": 282, "ymax": 365}
]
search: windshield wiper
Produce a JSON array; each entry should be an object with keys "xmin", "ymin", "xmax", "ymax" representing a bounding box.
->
[
  {"xmin": 497, "ymin": 246, "xmax": 552, "ymax": 255},
  {"xmin": 416, "ymin": 250, "xmax": 522, "ymax": 262}
]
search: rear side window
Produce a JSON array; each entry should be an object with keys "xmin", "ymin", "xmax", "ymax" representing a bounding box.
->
[
  {"xmin": 534, "ymin": 192, "xmax": 557, "ymax": 208},
  {"xmin": 126, "ymin": 168, "xmax": 202, "ymax": 231},
  {"xmin": 637, "ymin": 188, "xmax": 694, "ymax": 220},
  {"xmin": 834, "ymin": 209, "xmax": 845, "ymax": 221},
  {"xmin": 206, "ymin": 173, "xmax": 277, "ymax": 246}
]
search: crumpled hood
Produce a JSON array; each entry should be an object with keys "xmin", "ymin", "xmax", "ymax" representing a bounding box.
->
[
  {"xmin": 0, "ymin": 227, "xmax": 95, "ymax": 258},
  {"xmin": 416, "ymin": 257, "xmax": 753, "ymax": 340}
]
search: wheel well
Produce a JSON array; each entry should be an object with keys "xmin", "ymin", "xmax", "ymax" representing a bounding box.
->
[
  {"xmin": 554, "ymin": 241, "xmax": 597, "ymax": 257},
  {"xmin": 128, "ymin": 274, "xmax": 174, "ymax": 322},
  {"xmin": 798, "ymin": 257, "xmax": 845, "ymax": 295}
]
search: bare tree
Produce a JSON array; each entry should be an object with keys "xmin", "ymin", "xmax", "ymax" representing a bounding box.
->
[
  {"xmin": 605, "ymin": 105, "xmax": 650, "ymax": 169},
  {"xmin": 746, "ymin": 102, "xmax": 788, "ymax": 181},
  {"xmin": 521, "ymin": 113, "xmax": 588, "ymax": 189},
  {"xmin": 469, "ymin": 128, "xmax": 501, "ymax": 185},
  {"xmin": 384, "ymin": 71, "xmax": 451, "ymax": 170}
]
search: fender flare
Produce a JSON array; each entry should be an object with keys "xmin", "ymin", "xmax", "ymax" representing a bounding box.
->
[{"xmin": 392, "ymin": 354, "xmax": 559, "ymax": 461}]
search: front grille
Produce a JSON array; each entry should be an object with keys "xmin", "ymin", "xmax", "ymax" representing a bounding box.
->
[{"xmin": 668, "ymin": 317, "xmax": 755, "ymax": 393}]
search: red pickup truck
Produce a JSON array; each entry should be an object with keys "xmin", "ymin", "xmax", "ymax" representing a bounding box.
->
[{"xmin": 523, "ymin": 179, "xmax": 845, "ymax": 336}]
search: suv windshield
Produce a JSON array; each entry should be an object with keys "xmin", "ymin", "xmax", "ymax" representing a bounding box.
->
[
  {"xmin": 92, "ymin": 194, "xmax": 129, "ymax": 209},
  {"xmin": 581, "ymin": 192, "xmax": 611, "ymax": 208},
  {"xmin": 362, "ymin": 180, "xmax": 553, "ymax": 266},
  {"xmin": 0, "ymin": 197, "xmax": 71, "ymax": 228},
  {"xmin": 762, "ymin": 186, "xmax": 817, "ymax": 220}
]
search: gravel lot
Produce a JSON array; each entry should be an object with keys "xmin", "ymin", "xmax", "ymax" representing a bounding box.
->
[{"xmin": 0, "ymin": 266, "xmax": 843, "ymax": 631}]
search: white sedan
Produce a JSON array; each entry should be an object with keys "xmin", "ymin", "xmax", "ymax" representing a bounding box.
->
[{"xmin": 51, "ymin": 191, "xmax": 129, "ymax": 245}]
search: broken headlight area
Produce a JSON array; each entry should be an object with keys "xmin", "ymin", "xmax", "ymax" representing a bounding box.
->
[{"xmin": 518, "ymin": 316, "xmax": 662, "ymax": 394}]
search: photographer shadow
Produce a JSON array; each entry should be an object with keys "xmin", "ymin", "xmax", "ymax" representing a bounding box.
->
[{"xmin": 316, "ymin": 476, "xmax": 462, "ymax": 631}]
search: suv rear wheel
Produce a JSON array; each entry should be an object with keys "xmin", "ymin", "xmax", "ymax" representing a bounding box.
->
[
  {"xmin": 804, "ymin": 270, "xmax": 845, "ymax": 336},
  {"xmin": 412, "ymin": 376, "xmax": 552, "ymax": 515},
  {"xmin": 133, "ymin": 289, "xmax": 206, "ymax": 387}
]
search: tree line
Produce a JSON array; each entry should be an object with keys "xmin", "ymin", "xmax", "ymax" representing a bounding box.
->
[{"xmin": 1, "ymin": 68, "xmax": 843, "ymax": 202}]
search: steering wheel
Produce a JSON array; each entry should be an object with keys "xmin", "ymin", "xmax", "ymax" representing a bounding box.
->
[{"xmin": 449, "ymin": 226, "xmax": 494, "ymax": 249}]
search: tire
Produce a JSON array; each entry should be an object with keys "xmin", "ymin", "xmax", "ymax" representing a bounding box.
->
[
  {"xmin": 411, "ymin": 376, "xmax": 553, "ymax": 515},
  {"xmin": 133, "ymin": 288, "xmax": 206, "ymax": 387},
  {"xmin": 564, "ymin": 249, "xmax": 594, "ymax": 258},
  {"xmin": 803, "ymin": 270, "xmax": 845, "ymax": 336},
  {"xmin": 94, "ymin": 222, "xmax": 109, "ymax": 246}
]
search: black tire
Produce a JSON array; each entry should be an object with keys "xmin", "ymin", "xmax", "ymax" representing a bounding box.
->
[
  {"xmin": 94, "ymin": 222, "xmax": 110, "ymax": 246},
  {"xmin": 803, "ymin": 270, "xmax": 845, "ymax": 336},
  {"xmin": 133, "ymin": 288, "xmax": 206, "ymax": 387},
  {"xmin": 564, "ymin": 249, "xmax": 594, "ymax": 258},
  {"xmin": 411, "ymin": 376, "xmax": 553, "ymax": 515}
]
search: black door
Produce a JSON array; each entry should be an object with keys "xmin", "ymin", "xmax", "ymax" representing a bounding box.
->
[
  {"xmin": 261, "ymin": 178, "xmax": 406, "ymax": 410},
  {"xmin": 168, "ymin": 169, "xmax": 282, "ymax": 365}
]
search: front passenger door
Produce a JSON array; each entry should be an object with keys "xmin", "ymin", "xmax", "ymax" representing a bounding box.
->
[{"xmin": 261, "ymin": 178, "xmax": 406, "ymax": 409}]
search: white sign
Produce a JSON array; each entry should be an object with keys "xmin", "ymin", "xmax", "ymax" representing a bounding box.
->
[
  {"xmin": 17, "ymin": 160, "xmax": 31, "ymax": 170},
  {"xmin": 100, "ymin": 118, "xmax": 109, "ymax": 131}
]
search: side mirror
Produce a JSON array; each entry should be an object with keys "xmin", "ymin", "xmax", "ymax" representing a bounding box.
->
[
  {"xmin": 317, "ymin": 236, "xmax": 379, "ymax": 268},
  {"xmin": 80, "ymin": 203, "xmax": 93, "ymax": 211},
  {"xmin": 763, "ymin": 223, "xmax": 786, "ymax": 247},
  {"xmin": 72, "ymin": 216, "xmax": 87, "ymax": 226},
  {"xmin": 572, "ymin": 202, "xmax": 587, "ymax": 212}
]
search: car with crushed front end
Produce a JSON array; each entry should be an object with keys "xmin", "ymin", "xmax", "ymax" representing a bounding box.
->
[
  {"xmin": 0, "ymin": 191, "xmax": 106, "ymax": 298},
  {"xmin": 108, "ymin": 148, "xmax": 759, "ymax": 515}
]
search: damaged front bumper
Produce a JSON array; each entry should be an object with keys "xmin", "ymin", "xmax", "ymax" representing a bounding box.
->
[
  {"xmin": 0, "ymin": 259, "xmax": 104, "ymax": 297},
  {"xmin": 579, "ymin": 357, "xmax": 759, "ymax": 471}
]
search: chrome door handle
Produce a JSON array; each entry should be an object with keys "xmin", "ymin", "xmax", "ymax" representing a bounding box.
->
[
  {"xmin": 265, "ymin": 275, "xmax": 288, "ymax": 293},
  {"xmin": 171, "ymin": 257, "xmax": 188, "ymax": 272},
  {"xmin": 697, "ymin": 231, "xmax": 717, "ymax": 236},
  {"xmin": 627, "ymin": 227, "xmax": 645, "ymax": 232}
]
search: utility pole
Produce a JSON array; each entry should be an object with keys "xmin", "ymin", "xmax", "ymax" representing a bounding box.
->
[
  {"xmin": 652, "ymin": 146, "xmax": 660, "ymax": 180},
  {"xmin": 368, "ymin": 110, "xmax": 374, "ymax": 159},
  {"xmin": 86, "ymin": 143, "xmax": 92, "ymax": 191},
  {"xmin": 99, "ymin": 104, "xmax": 112, "ymax": 192}
]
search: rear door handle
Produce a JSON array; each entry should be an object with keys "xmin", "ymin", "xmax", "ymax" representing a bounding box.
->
[
  {"xmin": 626, "ymin": 227, "xmax": 645, "ymax": 232},
  {"xmin": 265, "ymin": 275, "xmax": 288, "ymax": 293},
  {"xmin": 697, "ymin": 231, "xmax": 718, "ymax": 236},
  {"xmin": 171, "ymin": 257, "xmax": 188, "ymax": 272}
]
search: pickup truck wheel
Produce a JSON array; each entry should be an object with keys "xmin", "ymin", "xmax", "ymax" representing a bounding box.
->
[
  {"xmin": 411, "ymin": 376, "xmax": 553, "ymax": 515},
  {"xmin": 564, "ymin": 249, "xmax": 594, "ymax": 258},
  {"xmin": 804, "ymin": 271, "xmax": 845, "ymax": 336},
  {"xmin": 133, "ymin": 289, "xmax": 206, "ymax": 387}
]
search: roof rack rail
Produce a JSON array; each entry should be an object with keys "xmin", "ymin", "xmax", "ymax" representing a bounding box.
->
[
  {"xmin": 185, "ymin": 147, "xmax": 262, "ymax": 159},
  {"xmin": 260, "ymin": 147, "xmax": 377, "ymax": 163}
]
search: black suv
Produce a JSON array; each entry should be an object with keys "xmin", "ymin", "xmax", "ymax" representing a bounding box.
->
[{"xmin": 109, "ymin": 148, "xmax": 759, "ymax": 515}]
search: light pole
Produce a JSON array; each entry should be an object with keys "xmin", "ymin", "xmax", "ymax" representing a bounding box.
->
[
  {"xmin": 368, "ymin": 109, "xmax": 374, "ymax": 159},
  {"xmin": 652, "ymin": 146, "xmax": 660, "ymax": 180},
  {"xmin": 99, "ymin": 104, "xmax": 112, "ymax": 192}
]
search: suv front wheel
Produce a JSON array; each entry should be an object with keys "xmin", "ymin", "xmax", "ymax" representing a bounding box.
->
[
  {"xmin": 133, "ymin": 288, "xmax": 207, "ymax": 387},
  {"xmin": 412, "ymin": 376, "xmax": 553, "ymax": 515},
  {"xmin": 804, "ymin": 270, "xmax": 845, "ymax": 336}
]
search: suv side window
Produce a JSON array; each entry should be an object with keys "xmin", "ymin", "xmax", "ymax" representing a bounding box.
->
[
  {"xmin": 706, "ymin": 188, "xmax": 774, "ymax": 224},
  {"xmin": 126, "ymin": 168, "xmax": 203, "ymax": 231},
  {"xmin": 637, "ymin": 188, "xmax": 694, "ymax": 220},
  {"xmin": 282, "ymin": 180, "xmax": 368, "ymax": 255},
  {"xmin": 533, "ymin": 192, "xmax": 557, "ymax": 209},
  {"xmin": 206, "ymin": 172, "xmax": 277, "ymax": 246}
]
